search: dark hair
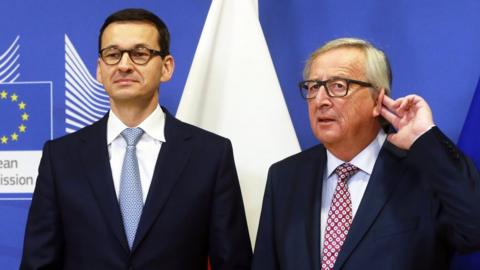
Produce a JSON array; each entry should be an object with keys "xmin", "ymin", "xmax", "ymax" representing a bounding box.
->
[{"xmin": 98, "ymin": 8, "xmax": 170, "ymax": 56}]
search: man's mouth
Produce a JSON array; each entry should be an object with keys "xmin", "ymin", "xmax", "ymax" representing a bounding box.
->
[
  {"xmin": 317, "ymin": 117, "xmax": 335, "ymax": 123},
  {"xmin": 114, "ymin": 78, "xmax": 138, "ymax": 84}
]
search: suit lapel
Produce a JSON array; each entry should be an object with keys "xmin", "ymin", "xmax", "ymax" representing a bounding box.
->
[
  {"xmin": 132, "ymin": 110, "xmax": 192, "ymax": 251},
  {"xmin": 304, "ymin": 146, "xmax": 327, "ymax": 270},
  {"xmin": 79, "ymin": 115, "xmax": 130, "ymax": 252},
  {"xmin": 333, "ymin": 142, "xmax": 407, "ymax": 269}
]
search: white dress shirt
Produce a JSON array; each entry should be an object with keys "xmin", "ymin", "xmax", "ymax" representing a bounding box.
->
[
  {"xmin": 107, "ymin": 105, "xmax": 165, "ymax": 203},
  {"xmin": 320, "ymin": 129, "xmax": 387, "ymax": 251}
]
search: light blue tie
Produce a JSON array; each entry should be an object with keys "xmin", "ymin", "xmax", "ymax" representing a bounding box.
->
[{"xmin": 119, "ymin": 127, "xmax": 144, "ymax": 249}]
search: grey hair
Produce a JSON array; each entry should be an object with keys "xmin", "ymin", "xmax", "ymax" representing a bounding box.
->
[{"xmin": 303, "ymin": 37, "xmax": 392, "ymax": 96}]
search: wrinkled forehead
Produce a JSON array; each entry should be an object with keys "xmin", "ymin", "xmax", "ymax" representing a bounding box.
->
[{"xmin": 309, "ymin": 47, "xmax": 367, "ymax": 79}]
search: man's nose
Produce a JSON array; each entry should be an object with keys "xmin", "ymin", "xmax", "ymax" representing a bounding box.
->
[
  {"xmin": 314, "ymin": 85, "xmax": 331, "ymax": 104},
  {"xmin": 117, "ymin": 52, "xmax": 134, "ymax": 70}
]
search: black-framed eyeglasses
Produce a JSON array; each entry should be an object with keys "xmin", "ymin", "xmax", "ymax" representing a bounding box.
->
[
  {"xmin": 298, "ymin": 77, "xmax": 373, "ymax": 99},
  {"xmin": 99, "ymin": 46, "xmax": 167, "ymax": 65}
]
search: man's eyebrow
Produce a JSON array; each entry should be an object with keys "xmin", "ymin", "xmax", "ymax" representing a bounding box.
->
[
  {"xmin": 100, "ymin": 43, "xmax": 153, "ymax": 50},
  {"xmin": 133, "ymin": 43, "xmax": 151, "ymax": 48},
  {"xmin": 100, "ymin": 45, "xmax": 119, "ymax": 50}
]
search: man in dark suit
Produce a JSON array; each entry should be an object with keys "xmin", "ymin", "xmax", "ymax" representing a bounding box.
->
[
  {"xmin": 20, "ymin": 8, "xmax": 251, "ymax": 269},
  {"xmin": 252, "ymin": 38, "xmax": 480, "ymax": 270}
]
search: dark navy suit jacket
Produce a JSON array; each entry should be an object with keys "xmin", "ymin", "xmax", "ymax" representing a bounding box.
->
[
  {"xmin": 21, "ymin": 109, "xmax": 252, "ymax": 270},
  {"xmin": 252, "ymin": 127, "xmax": 480, "ymax": 270}
]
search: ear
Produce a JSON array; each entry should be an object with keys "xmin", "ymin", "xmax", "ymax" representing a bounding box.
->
[
  {"xmin": 160, "ymin": 55, "xmax": 175, "ymax": 82},
  {"xmin": 373, "ymin": 88, "xmax": 385, "ymax": 117},
  {"xmin": 96, "ymin": 59, "xmax": 103, "ymax": 84}
]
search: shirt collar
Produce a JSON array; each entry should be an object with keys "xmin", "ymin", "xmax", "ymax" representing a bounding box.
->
[
  {"xmin": 326, "ymin": 129, "xmax": 387, "ymax": 177},
  {"xmin": 107, "ymin": 105, "xmax": 166, "ymax": 144}
]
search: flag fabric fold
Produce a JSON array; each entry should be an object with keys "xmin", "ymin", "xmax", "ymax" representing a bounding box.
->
[
  {"xmin": 458, "ymin": 77, "xmax": 480, "ymax": 168},
  {"xmin": 453, "ymin": 77, "xmax": 480, "ymax": 270},
  {"xmin": 176, "ymin": 0, "xmax": 301, "ymax": 244}
]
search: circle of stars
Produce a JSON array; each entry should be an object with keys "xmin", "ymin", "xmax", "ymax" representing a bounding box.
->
[{"xmin": 0, "ymin": 89, "xmax": 29, "ymax": 144}]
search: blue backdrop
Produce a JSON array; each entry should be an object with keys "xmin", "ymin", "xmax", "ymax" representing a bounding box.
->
[{"xmin": 0, "ymin": 0, "xmax": 479, "ymax": 269}]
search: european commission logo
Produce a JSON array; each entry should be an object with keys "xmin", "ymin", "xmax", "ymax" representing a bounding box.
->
[
  {"xmin": 64, "ymin": 35, "xmax": 109, "ymax": 134},
  {"xmin": 0, "ymin": 36, "xmax": 52, "ymax": 194},
  {"xmin": 1, "ymin": 34, "xmax": 108, "ymax": 195}
]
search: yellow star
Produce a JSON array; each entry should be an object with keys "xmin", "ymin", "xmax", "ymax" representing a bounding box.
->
[
  {"xmin": 0, "ymin": 90, "xmax": 7, "ymax": 99},
  {"xmin": 19, "ymin": 124, "xmax": 27, "ymax": 133},
  {"xmin": 1, "ymin": 136, "xmax": 8, "ymax": 144},
  {"xmin": 11, "ymin": 93, "xmax": 18, "ymax": 102},
  {"xmin": 21, "ymin": 112, "xmax": 29, "ymax": 121},
  {"xmin": 19, "ymin": 101, "xmax": 26, "ymax": 110},
  {"xmin": 11, "ymin": 133, "xmax": 18, "ymax": 141}
]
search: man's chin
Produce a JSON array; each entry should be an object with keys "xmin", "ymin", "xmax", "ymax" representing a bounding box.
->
[
  {"xmin": 109, "ymin": 92, "xmax": 142, "ymax": 103},
  {"xmin": 109, "ymin": 87, "xmax": 139, "ymax": 96},
  {"xmin": 313, "ymin": 129, "xmax": 341, "ymax": 145}
]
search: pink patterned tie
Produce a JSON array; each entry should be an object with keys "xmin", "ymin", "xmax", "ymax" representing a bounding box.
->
[{"xmin": 321, "ymin": 163, "xmax": 359, "ymax": 270}]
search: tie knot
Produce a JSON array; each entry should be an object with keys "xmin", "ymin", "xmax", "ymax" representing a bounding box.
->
[
  {"xmin": 335, "ymin": 163, "xmax": 359, "ymax": 183},
  {"xmin": 121, "ymin": 128, "xmax": 144, "ymax": 146}
]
